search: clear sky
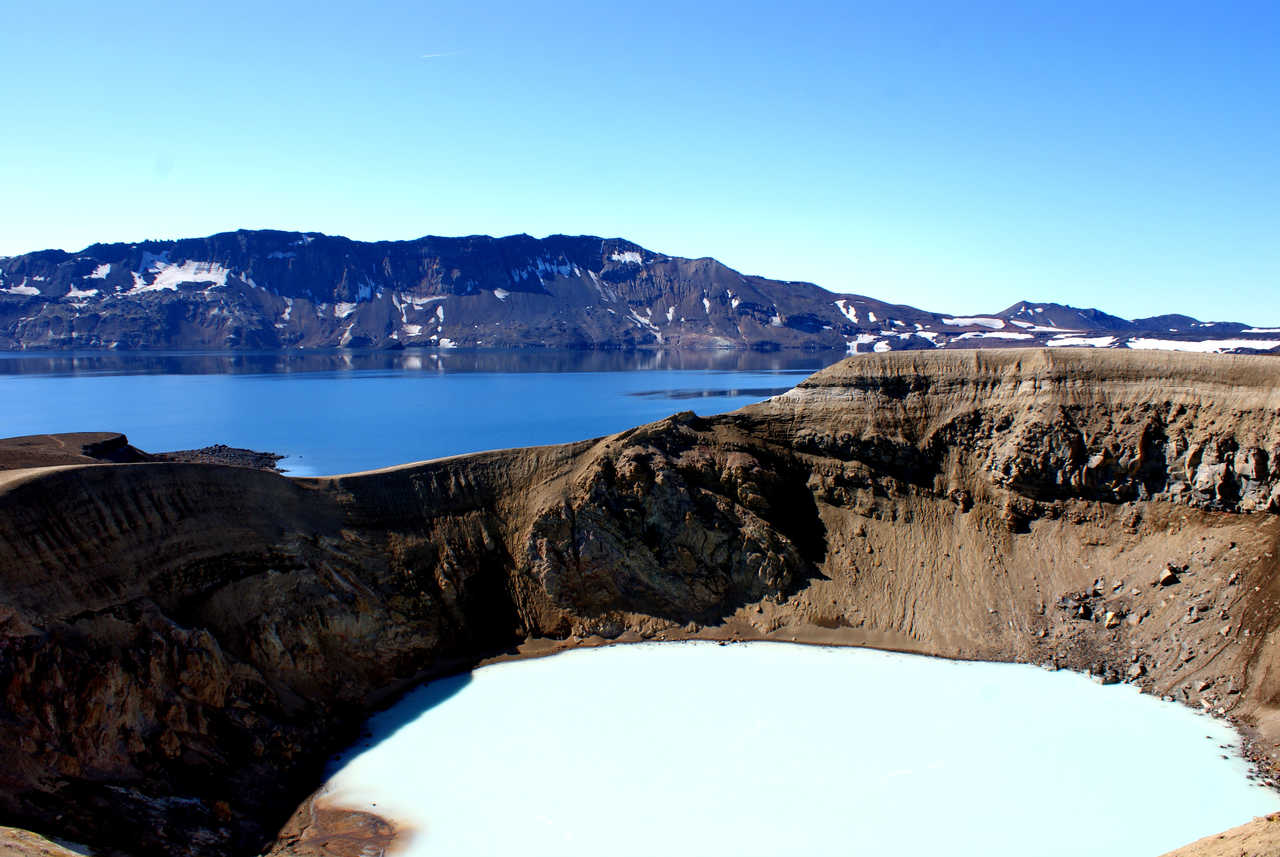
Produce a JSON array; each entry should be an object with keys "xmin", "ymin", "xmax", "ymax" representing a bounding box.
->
[{"xmin": 2, "ymin": 0, "xmax": 1277, "ymax": 322}]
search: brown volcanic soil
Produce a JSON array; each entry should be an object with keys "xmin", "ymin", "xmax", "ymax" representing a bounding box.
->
[
  {"xmin": 2, "ymin": 349, "xmax": 1280, "ymax": 856},
  {"xmin": 0, "ymin": 432, "xmax": 151, "ymax": 470},
  {"xmin": 1159, "ymin": 813, "xmax": 1280, "ymax": 857}
]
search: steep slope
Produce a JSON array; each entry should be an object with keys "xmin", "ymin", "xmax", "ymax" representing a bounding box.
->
[
  {"xmin": 1, "ymin": 230, "xmax": 1275, "ymax": 354},
  {"xmin": 1, "ymin": 350, "xmax": 1280, "ymax": 856},
  {"xmin": 0, "ymin": 231, "xmax": 929, "ymax": 352}
]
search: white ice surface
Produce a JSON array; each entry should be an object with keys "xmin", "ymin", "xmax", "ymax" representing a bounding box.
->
[{"xmin": 319, "ymin": 642, "xmax": 1279, "ymax": 857}]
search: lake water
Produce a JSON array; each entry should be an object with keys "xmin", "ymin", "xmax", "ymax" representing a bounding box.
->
[
  {"xmin": 0, "ymin": 349, "xmax": 842, "ymax": 475},
  {"xmin": 321, "ymin": 642, "xmax": 1280, "ymax": 857}
]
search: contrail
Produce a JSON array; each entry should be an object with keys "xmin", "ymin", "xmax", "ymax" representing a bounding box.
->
[{"xmin": 421, "ymin": 51, "xmax": 460, "ymax": 59}]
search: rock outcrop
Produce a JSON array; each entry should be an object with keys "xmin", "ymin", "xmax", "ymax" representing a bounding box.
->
[{"xmin": 2, "ymin": 349, "xmax": 1280, "ymax": 856}]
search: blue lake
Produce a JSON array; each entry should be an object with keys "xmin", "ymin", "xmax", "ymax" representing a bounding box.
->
[{"xmin": 1, "ymin": 349, "xmax": 844, "ymax": 475}]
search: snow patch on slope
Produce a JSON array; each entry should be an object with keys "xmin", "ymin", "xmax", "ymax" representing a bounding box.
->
[
  {"xmin": 1047, "ymin": 335, "xmax": 1116, "ymax": 348},
  {"xmin": 834, "ymin": 299, "xmax": 858, "ymax": 325},
  {"xmin": 943, "ymin": 317, "xmax": 1004, "ymax": 329},
  {"xmin": 129, "ymin": 257, "xmax": 230, "ymax": 294},
  {"xmin": 954, "ymin": 331, "xmax": 1034, "ymax": 341},
  {"xmin": 1126, "ymin": 338, "xmax": 1280, "ymax": 353},
  {"xmin": 513, "ymin": 256, "xmax": 577, "ymax": 283}
]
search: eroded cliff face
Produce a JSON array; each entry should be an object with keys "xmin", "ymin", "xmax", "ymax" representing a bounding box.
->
[{"xmin": 2, "ymin": 349, "xmax": 1280, "ymax": 856}]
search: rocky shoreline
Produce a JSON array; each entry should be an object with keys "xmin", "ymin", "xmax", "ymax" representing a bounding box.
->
[{"xmin": 153, "ymin": 444, "xmax": 284, "ymax": 472}]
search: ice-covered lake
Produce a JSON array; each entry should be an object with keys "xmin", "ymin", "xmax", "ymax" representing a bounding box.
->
[{"xmin": 319, "ymin": 641, "xmax": 1280, "ymax": 856}]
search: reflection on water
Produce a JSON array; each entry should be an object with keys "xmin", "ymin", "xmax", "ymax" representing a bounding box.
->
[
  {"xmin": 0, "ymin": 348, "xmax": 844, "ymax": 377},
  {"xmin": 629, "ymin": 385, "xmax": 795, "ymax": 400}
]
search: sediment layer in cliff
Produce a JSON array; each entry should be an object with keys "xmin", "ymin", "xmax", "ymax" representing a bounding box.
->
[{"xmin": 2, "ymin": 348, "xmax": 1279, "ymax": 856}]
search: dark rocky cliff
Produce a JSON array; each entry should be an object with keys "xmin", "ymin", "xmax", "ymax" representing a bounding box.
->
[
  {"xmin": 1, "ymin": 350, "xmax": 1280, "ymax": 856},
  {"xmin": 0, "ymin": 230, "xmax": 1273, "ymax": 353}
]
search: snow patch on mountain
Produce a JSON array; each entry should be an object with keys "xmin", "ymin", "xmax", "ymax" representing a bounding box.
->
[
  {"xmin": 587, "ymin": 270, "xmax": 617, "ymax": 303},
  {"xmin": 407, "ymin": 295, "xmax": 447, "ymax": 309},
  {"xmin": 943, "ymin": 317, "xmax": 1004, "ymax": 329},
  {"xmin": 610, "ymin": 251, "xmax": 643, "ymax": 265},
  {"xmin": 129, "ymin": 258, "xmax": 230, "ymax": 294},
  {"xmin": 1010, "ymin": 320, "xmax": 1079, "ymax": 333},
  {"xmin": 1126, "ymin": 338, "xmax": 1280, "ymax": 354},
  {"xmin": 513, "ymin": 256, "xmax": 577, "ymax": 283},
  {"xmin": 1047, "ymin": 335, "xmax": 1116, "ymax": 348},
  {"xmin": 834, "ymin": 299, "xmax": 858, "ymax": 325},
  {"xmin": 954, "ymin": 331, "xmax": 1034, "ymax": 341}
]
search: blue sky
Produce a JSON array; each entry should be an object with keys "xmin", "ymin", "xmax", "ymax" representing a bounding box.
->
[{"xmin": 2, "ymin": 1, "xmax": 1276, "ymax": 322}]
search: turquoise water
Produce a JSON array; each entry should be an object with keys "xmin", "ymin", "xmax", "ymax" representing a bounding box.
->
[
  {"xmin": 0, "ymin": 349, "xmax": 842, "ymax": 475},
  {"xmin": 322, "ymin": 642, "xmax": 1280, "ymax": 857}
]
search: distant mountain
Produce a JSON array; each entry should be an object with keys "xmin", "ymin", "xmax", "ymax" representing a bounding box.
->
[
  {"xmin": 0, "ymin": 230, "xmax": 1275, "ymax": 355},
  {"xmin": 998, "ymin": 301, "xmax": 1134, "ymax": 332}
]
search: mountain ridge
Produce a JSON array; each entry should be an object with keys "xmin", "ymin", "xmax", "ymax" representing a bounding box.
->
[{"xmin": 0, "ymin": 229, "xmax": 1274, "ymax": 354}]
